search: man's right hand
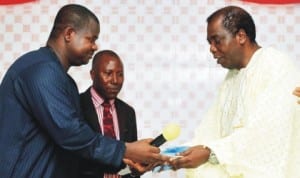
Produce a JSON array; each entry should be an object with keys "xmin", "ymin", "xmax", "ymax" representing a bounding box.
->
[{"xmin": 124, "ymin": 138, "xmax": 168, "ymax": 165}]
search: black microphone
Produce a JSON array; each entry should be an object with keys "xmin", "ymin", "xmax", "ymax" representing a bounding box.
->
[{"xmin": 150, "ymin": 123, "xmax": 181, "ymax": 147}]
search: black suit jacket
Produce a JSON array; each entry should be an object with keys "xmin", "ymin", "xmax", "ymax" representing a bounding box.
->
[{"xmin": 79, "ymin": 88, "xmax": 139, "ymax": 178}]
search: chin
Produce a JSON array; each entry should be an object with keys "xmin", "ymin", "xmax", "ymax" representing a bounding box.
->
[
  {"xmin": 82, "ymin": 61, "xmax": 89, "ymax": 65},
  {"xmin": 72, "ymin": 63, "xmax": 81, "ymax": 67},
  {"xmin": 71, "ymin": 61, "xmax": 88, "ymax": 66},
  {"xmin": 220, "ymin": 65, "xmax": 231, "ymax": 70},
  {"xmin": 107, "ymin": 94, "xmax": 118, "ymax": 99}
]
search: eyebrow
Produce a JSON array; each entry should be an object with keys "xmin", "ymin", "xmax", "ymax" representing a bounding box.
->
[{"xmin": 207, "ymin": 35, "xmax": 218, "ymax": 43}]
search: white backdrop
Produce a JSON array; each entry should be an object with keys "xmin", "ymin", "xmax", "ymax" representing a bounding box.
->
[{"xmin": 1, "ymin": 0, "xmax": 300, "ymax": 177}]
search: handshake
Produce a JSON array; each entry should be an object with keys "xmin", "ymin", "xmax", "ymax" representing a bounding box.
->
[
  {"xmin": 122, "ymin": 146, "xmax": 189, "ymax": 176},
  {"xmin": 121, "ymin": 123, "xmax": 182, "ymax": 176},
  {"xmin": 120, "ymin": 123, "xmax": 211, "ymax": 176}
]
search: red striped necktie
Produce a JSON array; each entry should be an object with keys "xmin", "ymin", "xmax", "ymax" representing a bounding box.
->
[
  {"xmin": 102, "ymin": 101, "xmax": 121, "ymax": 178},
  {"xmin": 102, "ymin": 101, "xmax": 116, "ymax": 138}
]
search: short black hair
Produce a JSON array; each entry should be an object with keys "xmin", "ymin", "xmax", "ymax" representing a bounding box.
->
[
  {"xmin": 92, "ymin": 50, "xmax": 122, "ymax": 70},
  {"xmin": 207, "ymin": 6, "xmax": 256, "ymax": 43},
  {"xmin": 49, "ymin": 4, "xmax": 99, "ymax": 39}
]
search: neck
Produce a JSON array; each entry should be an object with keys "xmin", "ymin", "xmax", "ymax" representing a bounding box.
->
[
  {"xmin": 46, "ymin": 41, "xmax": 70, "ymax": 71},
  {"xmin": 240, "ymin": 43, "xmax": 261, "ymax": 69}
]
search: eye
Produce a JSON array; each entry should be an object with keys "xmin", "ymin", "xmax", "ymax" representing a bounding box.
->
[
  {"xmin": 214, "ymin": 38, "xmax": 221, "ymax": 45},
  {"xmin": 104, "ymin": 71, "xmax": 112, "ymax": 76},
  {"xmin": 86, "ymin": 36, "xmax": 97, "ymax": 43},
  {"xmin": 208, "ymin": 37, "xmax": 221, "ymax": 46},
  {"xmin": 118, "ymin": 72, "xmax": 124, "ymax": 77}
]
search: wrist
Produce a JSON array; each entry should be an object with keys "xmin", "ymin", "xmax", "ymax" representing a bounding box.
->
[{"xmin": 201, "ymin": 145, "xmax": 219, "ymax": 165}]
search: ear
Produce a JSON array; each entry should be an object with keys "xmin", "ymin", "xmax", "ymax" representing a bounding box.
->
[
  {"xmin": 236, "ymin": 29, "xmax": 247, "ymax": 44},
  {"xmin": 90, "ymin": 69, "xmax": 95, "ymax": 81},
  {"xmin": 63, "ymin": 26, "xmax": 75, "ymax": 42}
]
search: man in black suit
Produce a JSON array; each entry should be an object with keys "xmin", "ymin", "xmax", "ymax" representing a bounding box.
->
[{"xmin": 79, "ymin": 50, "xmax": 139, "ymax": 178}]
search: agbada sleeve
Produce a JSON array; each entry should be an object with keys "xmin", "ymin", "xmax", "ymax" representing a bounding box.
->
[{"xmin": 189, "ymin": 68, "xmax": 299, "ymax": 178}]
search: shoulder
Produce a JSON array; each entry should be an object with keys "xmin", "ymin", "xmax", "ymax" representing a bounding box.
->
[
  {"xmin": 79, "ymin": 88, "xmax": 92, "ymax": 106},
  {"xmin": 259, "ymin": 47, "xmax": 291, "ymax": 62},
  {"xmin": 252, "ymin": 47, "xmax": 299, "ymax": 87},
  {"xmin": 115, "ymin": 98, "xmax": 135, "ymax": 111},
  {"xmin": 15, "ymin": 47, "xmax": 60, "ymax": 71},
  {"xmin": 80, "ymin": 88, "xmax": 91, "ymax": 98},
  {"xmin": 12, "ymin": 47, "xmax": 65, "ymax": 82},
  {"xmin": 5, "ymin": 48, "xmax": 51, "ymax": 78},
  {"xmin": 249, "ymin": 47, "xmax": 294, "ymax": 72}
]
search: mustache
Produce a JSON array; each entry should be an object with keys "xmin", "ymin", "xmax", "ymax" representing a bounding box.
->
[{"xmin": 107, "ymin": 86, "xmax": 122, "ymax": 91}]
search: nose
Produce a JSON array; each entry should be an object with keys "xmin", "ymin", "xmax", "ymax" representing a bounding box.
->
[
  {"xmin": 112, "ymin": 74, "xmax": 118, "ymax": 84},
  {"xmin": 210, "ymin": 44, "xmax": 217, "ymax": 54},
  {"xmin": 92, "ymin": 43, "xmax": 98, "ymax": 51}
]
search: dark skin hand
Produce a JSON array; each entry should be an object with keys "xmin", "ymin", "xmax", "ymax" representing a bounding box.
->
[
  {"xmin": 123, "ymin": 159, "xmax": 159, "ymax": 176},
  {"xmin": 169, "ymin": 145, "xmax": 210, "ymax": 170},
  {"xmin": 293, "ymin": 87, "xmax": 300, "ymax": 104},
  {"xmin": 124, "ymin": 139, "xmax": 168, "ymax": 164},
  {"xmin": 121, "ymin": 139, "xmax": 170, "ymax": 176}
]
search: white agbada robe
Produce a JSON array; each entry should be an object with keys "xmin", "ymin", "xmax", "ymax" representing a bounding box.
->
[{"xmin": 186, "ymin": 47, "xmax": 300, "ymax": 178}]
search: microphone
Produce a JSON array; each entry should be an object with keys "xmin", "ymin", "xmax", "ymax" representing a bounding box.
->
[{"xmin": 150, "ymin": 123, "xmax": 181, "ymax": 147}]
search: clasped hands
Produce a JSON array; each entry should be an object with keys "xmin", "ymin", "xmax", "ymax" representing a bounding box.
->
[{"xmin": 123, "ymin": 145, "xmax": 210, "ymax": 176}]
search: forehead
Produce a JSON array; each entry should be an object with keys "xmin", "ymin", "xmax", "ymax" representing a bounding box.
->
[
  {"xmin": 207, "ymin": 17, "xmax": 227, "ymax": 39},
  {"xmin": 79, "ymin": 20, "xmax": 100, "ymax": 37},
  {"xmin": 207, "ymin": 17, "xmax": 223, "ymax": 34},
  {"xmin": 98, "ymin": 55, "xmax": 123, "ymax": 68}
]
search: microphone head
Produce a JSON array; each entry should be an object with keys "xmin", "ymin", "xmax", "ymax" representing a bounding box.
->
[{"xmin": 162, "ymin": 123, "xmax": 181, "ymax": 141}]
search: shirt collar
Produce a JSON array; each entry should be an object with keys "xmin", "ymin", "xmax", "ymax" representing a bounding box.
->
[{"xmin": 90, "ymin": 87, "xmax": 115, "ymax": 107}]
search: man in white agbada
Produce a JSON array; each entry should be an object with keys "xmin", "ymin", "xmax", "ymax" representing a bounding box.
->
[{"xmin": 169, "ymin": 6, "xmax": 300, "ymax": 178}]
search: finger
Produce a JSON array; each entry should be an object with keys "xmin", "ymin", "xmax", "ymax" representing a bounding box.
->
[
  {"xmin": 123, "ymin": 158, "xmax": 133, "ymax": 165},
  {"xmin": 169, "ymin": 155, "xmax": 183, "ymax": 161},
  {"xmin": 171, "ymin": 158, "xmax": 183, "ymax": 170},
  {"xmin": 153, "ymin": 162, "xmax": 164, "ymax": 169},
  {"xmin": 126, "ymin": 161, "xmax": 137, "ymax": 168},
  {"xmin": 293, "ymin": 90, "xmax": 300, "ymax": 95},
  {"xmin": 144, "ymin": 138, "xmax": 154, "ymax": 143},
  {"xmin": 178, "ymin": 149, "xmax": 192, "ymax": 156},
  {"xmin": 293, "ymin": 88, "xmax": 300, "ymax": 95},
  {"xmin": 149, "ymin": 146, "xmax": 161, "ymax": 154},
  {"xmin": 145, "ymin": 163, "xmax": 157, "ymax": 171},
  {"xmin": 133, "ymin": 164, "xmax": 147, "ymax": 172},
  {"xmin": 141, "ymin": 163, "xmax": 156, "ymax": 172},
  {"xmin": 160, "ymin": 154, "xmax": 171, "ymax": 162},
  {"xmin": 172, "ymin": 156, "xmax": 191, "ymax": 169},
  {"xmin": 149, "ymin": 154, "xmax": 167, "ymax": 164}
]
